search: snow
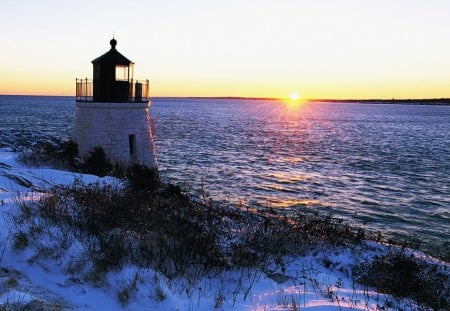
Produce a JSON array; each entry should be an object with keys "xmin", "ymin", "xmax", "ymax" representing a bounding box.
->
[{"xmin": 0, "ymin": 149, "xmax": 446, "ymax": 310}]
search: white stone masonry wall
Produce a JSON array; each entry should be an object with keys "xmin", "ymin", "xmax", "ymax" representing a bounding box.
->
[{"xmin": 74, "ymin": 101, "xmax": 157, "ymax": 169}]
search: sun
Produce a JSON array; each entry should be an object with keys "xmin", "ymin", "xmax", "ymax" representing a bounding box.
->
[
  {"xmin": 289, "ymin": 92, "xmax": 301, "ymax": 101},
  {"xmin": 284, "ymin": 91, "xmax": 306, "ymax": 109}
]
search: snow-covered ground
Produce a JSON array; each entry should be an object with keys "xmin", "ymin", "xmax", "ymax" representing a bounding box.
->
[{"xmin": 0, "ymin": 149, "xmax": 447, "ymax": 310}]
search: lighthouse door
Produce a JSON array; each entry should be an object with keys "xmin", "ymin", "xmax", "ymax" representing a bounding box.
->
[{"xmin": 129, "ymin": 134, "xmax": 137, "ymax": 161}]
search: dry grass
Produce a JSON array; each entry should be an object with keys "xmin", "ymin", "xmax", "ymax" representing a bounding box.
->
[{"xmin": 10, "ymin": 176, "xmax": 365, "ymax": 282}]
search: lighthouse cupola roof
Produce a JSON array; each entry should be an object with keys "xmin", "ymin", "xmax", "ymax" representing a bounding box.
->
[
  {"xmin": 92, "ymin": 38, "xmax": 134, "ymax": 65},
  {"xmin": 76, "ymin": 37, "xmax": 149, "ymax": 103}
]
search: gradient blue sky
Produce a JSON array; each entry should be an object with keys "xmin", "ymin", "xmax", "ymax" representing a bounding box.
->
[{"xmin": 1, "ymin": 0, "xmax": 450, "ymax": 98}]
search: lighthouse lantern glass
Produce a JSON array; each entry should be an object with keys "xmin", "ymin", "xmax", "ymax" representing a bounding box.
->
[{"xmin": 115, "ymin": 65, "xmax": 129, "ymax": 81}]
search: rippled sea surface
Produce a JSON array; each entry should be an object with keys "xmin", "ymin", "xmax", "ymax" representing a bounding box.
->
[{"xmin": 1, "ymin": 96, "xmax": 449, "ymax": 257}]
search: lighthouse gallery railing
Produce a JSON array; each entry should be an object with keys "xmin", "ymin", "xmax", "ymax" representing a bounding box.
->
[{"xmin": 75, "ymin": 78, "xmax": 150, "ymax": 102}]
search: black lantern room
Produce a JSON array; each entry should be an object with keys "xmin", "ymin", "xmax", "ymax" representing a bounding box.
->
[{"xmin": 76, "ymin": 38, "xmax": 149, "ymax": 103}]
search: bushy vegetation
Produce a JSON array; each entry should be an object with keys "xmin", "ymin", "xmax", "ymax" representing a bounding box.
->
[
  {"xmin": 125, "ymin": 163, "xmax": 160, "ymax": 191},
  {"xmin": 17, "ymin": 140, "xmax": 160, "ymax": 185},
  {"xmin": 10, "ymin": 178, "xmax": 364, "ymax": 283},
  {"xmin": 17, "ymin": 139, "xmax": 78, "ymax": 170},
  {"xmin": 356, "ymin": 248, "xmax": 450, "ymax": 310},
  {"xmin": 81, "ymin": 146, "xmax": 111, "ymax": 176}
]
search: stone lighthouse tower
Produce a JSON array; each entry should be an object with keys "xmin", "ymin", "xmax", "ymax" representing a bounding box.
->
[{"xmin": 75, "ymin": 38, "xmax": 157, "ymax": 169}]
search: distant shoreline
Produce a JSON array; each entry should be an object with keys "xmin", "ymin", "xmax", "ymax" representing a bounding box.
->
[
  {"xmin": 1, "ymin": 94, "xmax": 450, "ymax": 105},
  {"xmin": 309, "ymin": 98, "xmax": 450, "ymax": 105},
  {"xmin": 159, "ymin": 96, "xmax": 450, "ymax": 105}
]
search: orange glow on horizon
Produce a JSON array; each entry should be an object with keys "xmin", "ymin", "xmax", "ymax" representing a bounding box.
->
[
  {"xmin": 2, "ymin": 75, "xmax": 450, "ymax": 99},
  {"xmin": 2, "ymin": 81, "xmax": 450, "ymax": 100}
]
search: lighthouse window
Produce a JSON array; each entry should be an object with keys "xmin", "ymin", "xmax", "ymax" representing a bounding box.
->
[
  {"xmin": 115, "ymin": 65, "xmax": 129, "ymax": 81},
  {"xmin": 129, "ymin": 134, "xmax": 137, "ymax": 160}
]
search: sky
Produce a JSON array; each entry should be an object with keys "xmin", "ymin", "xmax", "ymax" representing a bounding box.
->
[{"xmin": 0, "ymin": 0, "xmax": 450, "ymax": 99}]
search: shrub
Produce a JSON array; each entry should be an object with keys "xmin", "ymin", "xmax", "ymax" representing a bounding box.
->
[
  {"xmin": 356, "ymin": 249, "xmax": 450, "ymax": 310},
  {"xmin": 117, "ymin": 272, "xmax": 140, "ymax": 306},
  {"xmin": 6, "ymin": 277, "xmax": 19, "ymax": 289},
  {"xmin": 230, "ymin": 209, "xmax": 365, "ymax": 267},
  {"xmin": 82, "ymin": 147, "xmax": 112, "ymax": 177},
  {"xmin": 17, "ymin": 141, "xmax": 59, "ymax": 167},
  {"xmin": 17, "ymin": 139, "xmax": 79, "ymax": 169},
  {"xmin": 12, "ymin": 232, "xmax": 28, "ymax": 250},
  {"xmin": 111, "ymin": 162, "xmax": 128, "ymax": 179},
  {"xmin": 60, "ymin": 139, "xmax": 78, "ymax": 168},
  {"xmin": 126, "ymin": 163, "xmax": 160, "ymax": 191}
]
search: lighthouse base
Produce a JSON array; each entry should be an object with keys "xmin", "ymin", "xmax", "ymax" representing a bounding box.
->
[{"xmin": 74, "ymin": 101, "xmax": 157, "ymax": 169}]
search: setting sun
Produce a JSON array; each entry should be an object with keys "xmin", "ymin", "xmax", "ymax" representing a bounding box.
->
[
  {"xmin": 284, "ymin": 91, "xmax": 307, "ymax": 109},
  {"xmin": 289, "ymin": 92, "xmax": 301, "ymax": 101}
]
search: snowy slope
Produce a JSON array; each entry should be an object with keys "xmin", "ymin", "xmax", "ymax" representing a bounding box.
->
[{"xmin": 0, "ymin": 149, "xmax": 446, "ymax": 310}]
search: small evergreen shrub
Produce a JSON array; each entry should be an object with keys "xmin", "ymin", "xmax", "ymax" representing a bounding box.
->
[
  {"xmin": 126, "ymin": 163, "xmax": 160, "ymax": 191},
  {"xmin": 82, "ymin": 147, "xmax": 112, "ymax": 177}
]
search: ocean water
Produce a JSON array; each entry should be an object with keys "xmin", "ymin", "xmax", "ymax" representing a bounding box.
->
[{"xmin": 1, "ymin": 95, "xmax": 449, "ymax": 257}]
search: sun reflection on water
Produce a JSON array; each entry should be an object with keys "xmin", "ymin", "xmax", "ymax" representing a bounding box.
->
[
  {"xmin": 284, "ymin": 97, "xmax": 308, "ymax": 110},
  {"xmin": 263, "ymin": 198, "xmax": 322, "ymax": 208}
]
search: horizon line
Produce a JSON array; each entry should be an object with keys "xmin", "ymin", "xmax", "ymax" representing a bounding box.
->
[{"xmin": 2, "ymin": 94, "xmax": 450, "ymax": 103}]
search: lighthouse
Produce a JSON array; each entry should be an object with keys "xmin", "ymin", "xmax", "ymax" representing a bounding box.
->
[{"xmin": 74, "ymin": 38, "xmax": 157, "ymax": 169}]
